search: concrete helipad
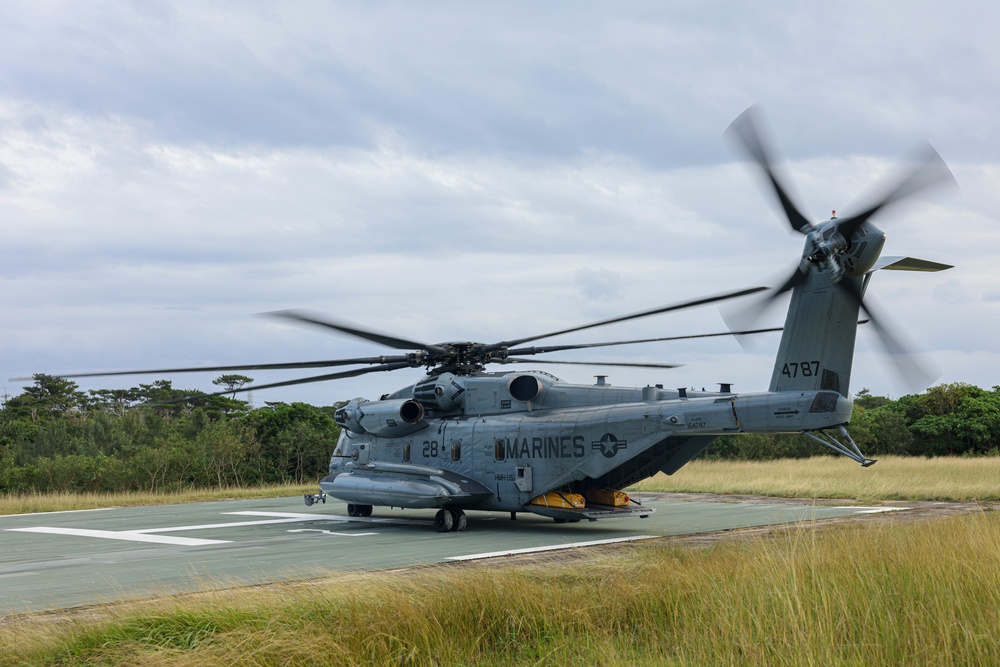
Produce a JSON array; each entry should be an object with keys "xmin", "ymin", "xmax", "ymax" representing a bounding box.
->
[{"xmin": 0, "ymin": 494, "xmax": 905, "ymax": 615}]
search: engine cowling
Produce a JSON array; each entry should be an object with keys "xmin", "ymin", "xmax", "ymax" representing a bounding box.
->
[
  {"xmin": 413, "ymin": 372, "xmax": 466, "ymax": 412},
  {"xmin": 334, "ymin": 397, "xmax": 427, "ymax": 437}
]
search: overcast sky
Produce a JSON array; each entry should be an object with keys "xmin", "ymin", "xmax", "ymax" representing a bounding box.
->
[{"xmin": 3, "ymin": 1, "xmax": 998, "ymax": 407}]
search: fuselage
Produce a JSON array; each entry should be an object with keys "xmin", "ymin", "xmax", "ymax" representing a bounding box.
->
[{"xmin": 322, "ymin": 371, "xmax": 852, "ymax": 514}]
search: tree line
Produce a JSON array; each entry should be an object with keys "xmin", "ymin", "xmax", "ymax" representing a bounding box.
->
[
  {"xmin": 1, "ymin": 376, "xmax": 998, "ymax": 495},
  {"xmin": 0, "ymin": 375, "xmax": 340, "ymax": 494}
]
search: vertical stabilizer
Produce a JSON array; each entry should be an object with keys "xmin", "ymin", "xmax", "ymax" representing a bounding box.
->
[{"xmin": 769, "ymin": 271, "xmax": 864, "ymax": 396}]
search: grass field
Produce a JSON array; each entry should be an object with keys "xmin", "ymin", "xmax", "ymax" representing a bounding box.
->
[
  {"xmin": 2, "ymin": 510, "xmax": 997, "ymax": 666},
  {"xmin": 0, "ymin": 484, "xmax": 317, "ymax": 516},
  {"xmin": 628, "ymin": 454, "xmax": 1000, "ymax": 502}
]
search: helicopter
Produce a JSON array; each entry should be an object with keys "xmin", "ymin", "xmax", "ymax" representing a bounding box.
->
[{"xmin": 35, "ymin": 108, "xmax": 955, "ymax": 533}]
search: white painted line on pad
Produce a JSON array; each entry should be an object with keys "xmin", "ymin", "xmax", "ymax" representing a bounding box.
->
[
  {"xmin": 0, "ymin": 508, "xmax": 117, "ymax": 518},
  {"xmin": 836, "ymin": 507, "xmax": 911, "ymax": 514},
  {"xmin": 229, "ymin": 511, "xmax": 432, "ymax": 526},
  {"xmin": 446, "ymin": 535, "xmax": 658, "ymax": 561},
  {"xmin": 4, "ymin": 511, "xmax": 412, "ymax": 547},
  {"xmin": 6, "ymin": 527, "xmax": 228, "ymax": 546},
  {"xmin": 287, "ymin": 529, "xmax": 379, "ymax": 537},
  {"xmin": 228, "ymin": 511, "xmax": 349, "ymax": 521},
  {"xmin": 134, "ymin": 517, "xmax": 325, "ymax": 533}
]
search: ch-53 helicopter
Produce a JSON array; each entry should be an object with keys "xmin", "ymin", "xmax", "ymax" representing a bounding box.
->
[{"xmin": 40, "ymin": 108, "xmax": 954, "ymax": 533}]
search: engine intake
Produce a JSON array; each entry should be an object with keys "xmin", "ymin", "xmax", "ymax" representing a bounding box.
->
[
  {"xmin": 508, "ymin": 374, "xmax": 543, "ymax": 402},
  {"xmin": 334, "ymin": 398, "xmax": 427, "ymax": 437}
]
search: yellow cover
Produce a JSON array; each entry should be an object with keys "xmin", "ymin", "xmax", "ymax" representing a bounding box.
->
[
  {"xmin": 530, "ymin": 491, "xmax": 586, "ymax": 509},
  {"xmin": 585, "ymin": 488, "xmax": 631, "ymax": 507}
]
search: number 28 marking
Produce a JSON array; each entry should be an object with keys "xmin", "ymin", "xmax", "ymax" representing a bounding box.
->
[{"xmin": 781, "ymin": 360, "xmax": 820, "ymax": 378}]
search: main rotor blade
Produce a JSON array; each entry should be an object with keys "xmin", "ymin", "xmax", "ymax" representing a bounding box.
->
[
  {"xmin": 721, "ymin": 264, "xmax": 811, "ymax": 336},
  {"xmin": 13, "ymin": 355, "xmax": 417, "ymax": 382},
  {"xmin": 265, "ymin": 310, "xmax": 447, "ymax": 355},
  {"xmin": 501, "ymin": 358, "xmax": 681, "ymax": 369},
  {"xmin": 727, "ymin": 106, "xmax": 814, "ymax": 235},
  {"xmin": 491, "ymin": 286, "xmax": 767, "ymax": 350},
  {"xmin": 505, "ymin": 324, "xmax": 785, "ymax": 356},
  {"xmin": 150, "ymin": 361, "xmax": 415, "ymax": 405},
  {"xmin": 835, "ymin": 143, "xmax": 957, "ymax": 239}
]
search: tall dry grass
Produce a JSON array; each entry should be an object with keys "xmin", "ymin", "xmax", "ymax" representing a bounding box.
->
[
  {"xmin": 0, "ymin": 484, "xmax": 316, "ymax": 516},
  {"xmin": 3, "ymin": 511, "xmax": 998, "ymax": 666},
  {"xmin": 629, "ymin": 455, "xmax": 1000, "ymax": 502}
]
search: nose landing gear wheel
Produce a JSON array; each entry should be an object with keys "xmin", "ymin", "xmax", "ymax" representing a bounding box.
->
[{"xmin": 347, "ymin": 504, "xmax": 373, "ymax": 517}]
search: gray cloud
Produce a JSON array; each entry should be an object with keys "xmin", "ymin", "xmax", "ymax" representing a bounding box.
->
[
  {"xmin": 1, "ymin": 1, "xmax": 997, "ymax": 404},
  {"xmin": 575, "ymin": 267, "xmax": 623, "ymax": 302},
  {"xmin": 2, "ymin": 3, "xmax": 996, "ymax": 163}
]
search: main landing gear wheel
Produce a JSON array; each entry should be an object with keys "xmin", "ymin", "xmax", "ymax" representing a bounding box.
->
[
  {"xmin": 435, "ymin": 508, "xmax": 454, "ymax": 532},
  {"xmin": 450, "ymin": 508, "xmax": 468, "ymax": 532},
  {"xmin": 435, "ymin": 508, "xmax": 467, "ymax": 532},
  {"xmin": 347, "ymin": 504, "xmax": 373, "ymax": 517}
]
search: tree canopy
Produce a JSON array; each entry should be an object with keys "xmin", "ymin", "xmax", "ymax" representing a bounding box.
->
[{"xmin": 0, "ymin": 375, "xmax": 339, "ymax": 494}]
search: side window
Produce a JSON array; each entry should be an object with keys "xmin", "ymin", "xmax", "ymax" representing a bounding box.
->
[
  {"xmin": 494, "ymin": 438, "xmax": 505, "ymax": 461},
  {"xmin": 451, "ymin": 440, "xmax": 462, "ymax": 462},
  {"xmin": 403, "ymin": 442, "xmax": 411, "ymax": 463}
]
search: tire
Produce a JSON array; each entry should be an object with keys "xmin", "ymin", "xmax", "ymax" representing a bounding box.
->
[
  {"xmin": 450, "ymin": 508, "xmax": 467, "ymax": 532},
  {"xmin": 347, "ymin": 504, "xmax": 358, "ymax": 517},
  {"xmin": 359, "ymin": 505, "xmax": 373, "ymax": 517},
  {"xmin": 435, "ymin": 508, "xmax": 454, "ymax": 532}
]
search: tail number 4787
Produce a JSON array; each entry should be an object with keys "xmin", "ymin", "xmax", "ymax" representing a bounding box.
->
[{"xmin": 781, "ymin": 361, "xmax": 820, "ymax": 378}]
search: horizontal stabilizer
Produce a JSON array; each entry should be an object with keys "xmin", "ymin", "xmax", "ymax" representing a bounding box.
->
[{"xmin": 870, "ymin": 256, "xmax": 953, "ymax": 272}]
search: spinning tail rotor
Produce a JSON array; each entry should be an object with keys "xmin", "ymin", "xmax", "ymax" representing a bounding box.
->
[{"xmin": 726, "ymin": 106, "xmax": 955, "ymax": 393}]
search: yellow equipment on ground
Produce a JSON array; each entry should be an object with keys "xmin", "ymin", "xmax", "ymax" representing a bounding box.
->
[
  {"xmin": 585, "ymin": 488, "xmax": 631, "ymax": 507},
  {"xmin": 529, "ymin": 491, "xmax": 586, "ymax": 509}
]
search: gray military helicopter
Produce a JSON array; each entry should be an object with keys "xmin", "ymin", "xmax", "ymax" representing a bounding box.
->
[{"xmin": 43, "ymin": 108, "xmax": 954, "ymax": 532}]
